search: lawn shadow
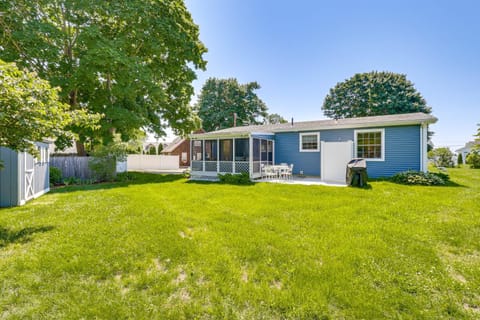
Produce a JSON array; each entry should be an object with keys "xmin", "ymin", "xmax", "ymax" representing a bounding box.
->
[
  {"xmin": 186, "ymin": 180, "xmax": 255, "ymax": 187},
  {"xmin": 50, "ymin": 173, "xmax": 186, "ymax": 194},
  {"xmin": 0, "ymin": 225, "xmax": 54, "ymax": 248}
]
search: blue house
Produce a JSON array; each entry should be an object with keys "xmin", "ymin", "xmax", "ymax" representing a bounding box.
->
[{"xmin": 189, "ymin": 112, "xmax": 437, "ymax": 183}]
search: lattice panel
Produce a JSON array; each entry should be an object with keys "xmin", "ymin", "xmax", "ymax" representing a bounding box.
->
[
  {"xmin": 219, "ymin": 161, "xmax": 233, "ymax": 173},
  {"xmin": 205, "ymin": 161, "xmax": 217, "ymax": 172},
  {"xmin": 235, "ymin": 162, "xmax": 249, "ymax": 173},
  {"xmin": 253, "ymin": 161, "xmax": 261, "ymax": 173},
  {"xmin": 191, "ymin": 161, "xmax": 203, "ymax": 171}
]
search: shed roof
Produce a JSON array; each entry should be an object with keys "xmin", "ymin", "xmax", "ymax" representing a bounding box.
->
[{"xmin": 191, "ymin": 112, "xmax": 437, "ymax": 139}]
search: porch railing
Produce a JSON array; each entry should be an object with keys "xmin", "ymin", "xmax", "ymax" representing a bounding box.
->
[{"xmin": 191, "ymin": 160, "xmax": 250, "ymax": 174}]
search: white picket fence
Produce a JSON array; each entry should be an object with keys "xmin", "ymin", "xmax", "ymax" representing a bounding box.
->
[{"xmin": 127, "ymin": 155, "xmax": 179, "ymax": 171}]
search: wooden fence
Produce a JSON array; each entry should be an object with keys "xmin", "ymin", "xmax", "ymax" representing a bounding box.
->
[{"xmin": 50, "ymin": 156, "xmax": 92, "ymax": 179}]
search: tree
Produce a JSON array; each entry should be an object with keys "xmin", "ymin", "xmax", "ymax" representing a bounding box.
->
[
  {"xmin": 457, "ymin": 153, "xmax": 463, "ymax": 166},
  {"xmin": 196, "ymin": 78, "xmax": 268, "ymax": 132},
  {"xmin": 322, "ymin": 71, "xmax": 431, "ymax": 119},
  {"xmin": 264, "ymin": 113, "xmax": 288, "ymax": 124},
  {"xmin": 0, "ymin": 0, "xmax": 206, "ymax": 155},
  {"xmin": 428, "ymin": 147, "xmax": 454, "ymax": 168},
  {"xmin": 0, "ymin": 59, "xmax": 96, "ymax": 156}
]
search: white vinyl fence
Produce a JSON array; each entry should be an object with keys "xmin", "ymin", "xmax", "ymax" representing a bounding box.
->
[{"xmin": 127, "ymin": 155, "xmax": 179, "ymax": 171}]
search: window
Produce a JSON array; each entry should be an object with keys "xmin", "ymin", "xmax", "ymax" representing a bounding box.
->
[
  {"xmin": 219, "ymin": 139, "xmax": 233, "ymax": 161},
  {"xmin": 299, "ymin": 133, "xmax": 319, "ymax": 152},
  {"xmin": 355, "ymin": 129, "xmax": 384, "ymax": 160}
]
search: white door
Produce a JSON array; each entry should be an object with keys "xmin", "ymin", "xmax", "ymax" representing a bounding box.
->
[
  {"xmin": 24, "ymin": 152, "xmax": 35, "ymax": 200},
  {"xmin": 321, "ymin": 141, "xmax": 353, "ymax": 183}
]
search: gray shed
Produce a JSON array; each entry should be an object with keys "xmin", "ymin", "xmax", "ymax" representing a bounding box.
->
[{"xmin": 0, "ymin": 142, "xmax": 50, "ymax": 207}]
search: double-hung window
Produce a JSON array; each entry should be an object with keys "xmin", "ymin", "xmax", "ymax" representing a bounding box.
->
[
  {"xmin": 299, "ymin": 132, "xmax": 319, "ymax": 152},
  {"xmin": 355, "ymin": 129, "xmax": 384, "ymax": 161}
]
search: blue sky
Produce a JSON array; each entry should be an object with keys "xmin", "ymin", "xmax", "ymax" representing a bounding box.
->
[{"xmin": 184, "ymin": 0, "xmax": 480, "ymax": 150}]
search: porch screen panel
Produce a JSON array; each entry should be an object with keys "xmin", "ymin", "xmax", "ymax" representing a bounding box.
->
[
  {"xmin": 261, "ymin": 140, "xmax": 268, "ymax": 161},
  {"xmin": 267, "ymin": 140, "xmax": 273, "ymax": 162},
  {"xmin": 253, "ymin": 139, "xmax": 260, "ymax": 161},
  {"xmin": 205, "ymin": 140, "xmax": 217, "ymax": 161},
  {"xmin": 219, "ymin": 139, "xmax": 233, "ymax": 161},
  {"xmin": 192, "ymin": 140, "xmax": 203, "ymax": 161},
  {"xmin": 235, "ymin": 139, "xmax": 249, "ymax": 161}
]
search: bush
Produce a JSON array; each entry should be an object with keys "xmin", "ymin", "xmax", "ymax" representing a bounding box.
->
[
  {"xmin": 390, "ymin": 170, "xmax": 446, "ymax": 186},
  {"xmin": 218, "ymin": 172, "xmax": 252, "ymax": 185},
  {"xmin": 115, "ymin": 172, "xmax": 135, "ymax": 182},
  {"xmin": 49, "ymin": 166, "xmax": 63, "ymax": 185},
  {"xmin": 466, "ymin": 150, "xmax": 480, "ymax": 169},
  {"xmin": 457, "ymin": 153, "xmax": 463, "ymax": 166},
  {"xmin": 89, "ymin": 141, "xmax": 127, "ymax": 182},
  {"xmin": 428, "ymin": 147, "xmax": 454, "ymax": 168}
]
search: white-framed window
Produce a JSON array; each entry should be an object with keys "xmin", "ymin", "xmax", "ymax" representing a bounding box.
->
[
  {"xmin": 354, "ymin": 128, "xmax": 385, "ymax": 161},
  {"xmin": 299, "ymin": 132, "xmax": 320, "ymax": 152}
]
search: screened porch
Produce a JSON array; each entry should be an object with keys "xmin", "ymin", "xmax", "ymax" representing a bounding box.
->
[{"xmin": 190, "ymin": 136, "xmax": 274, "ymax": 179}]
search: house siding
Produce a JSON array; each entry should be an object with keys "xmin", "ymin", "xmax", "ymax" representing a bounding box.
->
[
  {"xmin": 252, "ymin": 133, "xmax": 275, "ymax": 140},
  {"xmin": 274, "ymin": 125, "xmax": 421, "ymax": 179},
  {"xmin": 275, "ymin": 132, "xmax": 320, "ymax": 176},
  {"xmin": 366, "ymin": 125, "xmax": 421, "ymax": 178}
]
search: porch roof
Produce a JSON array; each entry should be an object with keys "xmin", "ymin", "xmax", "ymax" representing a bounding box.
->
[{"xmin": 190, "ymin": 112, "xmax": 437, "ymax": 139}]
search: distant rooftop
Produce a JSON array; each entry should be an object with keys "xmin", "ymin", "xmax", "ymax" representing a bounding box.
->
[{"xmin": 191, "ymin": 112, "xmax": 437, "ymax": 138}]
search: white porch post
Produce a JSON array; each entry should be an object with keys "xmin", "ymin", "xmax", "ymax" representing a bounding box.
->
[
  {"xmin": 217, "ymin": 138, "xmax": 220, "ymax": 173},
  {"xmin": 249, "ymin": 135, "xmax": 253, "ymax": 179},
  {"xmin": 420, "ymin": 124, "xmax": 428, "ymax": 172},
  {"xmin": 202, "ymin": 139, "xmax": 205, "ymax": 172},
  {"xmin": 232, "ymin": 138, "xmax": 236, "ymax": 173}
]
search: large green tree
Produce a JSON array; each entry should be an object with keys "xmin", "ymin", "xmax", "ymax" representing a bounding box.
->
[
  {"xmin": 0, "ymin": 0, "xmax": 206, "ymax": 154},
  {"xmin": 0, "ymin": 59, "xmax": 96, "ymax": 156},
  {"xmin": 322, "ymin": 71, "xmax": 431, "ymax": 119},
  {"xmin": 196, "ymin": 78, "xmax": 268, "ymax": 132},
  {"xmin": 264, "ymin": 113, "xmax": 288, "ymax": 124}
]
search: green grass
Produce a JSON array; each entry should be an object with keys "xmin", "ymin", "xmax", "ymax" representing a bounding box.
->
[{"xmin": 1, "ymin": 168, "xmax": 479, "ymax": 319}]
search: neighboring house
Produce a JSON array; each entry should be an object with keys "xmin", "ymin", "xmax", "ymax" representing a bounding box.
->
[
  {"xmin": 161, "ymin": 137, "xmax": 190, "ymax": 167},
  {"xmin": 161, "ymin": 130, "xmax": 205, "ymax": 167},
  {"xmin": 0, "ymin": 142, "xmax": 51, "ymax": 207},
  {"xmin": 189, "ymin": 112, "xmax": 437, "ymax": 183},
  {"xmin": 456, "ymin": 141, "xmax": 480, "ymax": 164}
]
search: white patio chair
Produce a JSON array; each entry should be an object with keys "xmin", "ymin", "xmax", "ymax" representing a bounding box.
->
[
  {"xmin": 264, "ymin": 165, "xmax": 277, "ymax": 180},
  {"xmin": 284, "ymin": 164, "xmax": 294, "ymax": 180}
]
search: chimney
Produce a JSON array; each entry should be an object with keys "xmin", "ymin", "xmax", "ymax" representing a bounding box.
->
[
  {"xmin": 233, "ymin": 112, "xmax": 237, "ymax": 127},
  {"xmin": 291, "ymin": 117, "xmax": 294, "ymax": 126}
]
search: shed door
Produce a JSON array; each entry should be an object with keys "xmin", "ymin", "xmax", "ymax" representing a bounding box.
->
[
  {"xmin": 24, "ymin": 152, "xmax": 35, "ymax": 200},
  {"xmin": 321, "ymin": 141, "xmax": 353, "ymax": 183}
]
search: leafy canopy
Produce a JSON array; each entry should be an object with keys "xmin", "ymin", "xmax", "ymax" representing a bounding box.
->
[
  {"xmin": 264, "ymin": 113, "xmax": 288, "ymax": 124},
  {"xmin": 322, "ymin": 71, "xmax": 431, "ymax": 119},
  {"xmin": 196, "ymin": 78, "xmax": 268, "ymax": 132},
  {"xmin": 0, "ymin": 59, "xmax": 97, "ymax": 155},
  {"xmin": 0, "ymin": 0, "xmax": 206, "ymax": 148}
]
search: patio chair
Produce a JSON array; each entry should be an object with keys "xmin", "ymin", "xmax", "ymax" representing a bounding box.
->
[
  {"xmin": 284, "ymin": 164, "xmax": 294, "ymax": 180},
  {"xmin": 264, "ymin": 165, "xmax": 277, "ymax": 180}
]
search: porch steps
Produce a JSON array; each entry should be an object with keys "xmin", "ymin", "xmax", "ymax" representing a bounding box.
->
[{"xmin": 189, "ymin": 175, "xmax": 220, "ymax": 182}]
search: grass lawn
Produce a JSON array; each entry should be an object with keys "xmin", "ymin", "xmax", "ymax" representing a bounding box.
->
[{"xmin": 1, "ymin": 168, "xmax": 479, "ymax": 319}]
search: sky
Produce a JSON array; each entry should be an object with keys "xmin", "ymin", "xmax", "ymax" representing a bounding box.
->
[{"xmin": 181, "ymin": 0, "xmax": 480, "ymax": 150}]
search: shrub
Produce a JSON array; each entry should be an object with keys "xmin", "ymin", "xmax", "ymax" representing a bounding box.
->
[
  {"xmin": 457, "ymin": 153, "xmax": 463, "ymax": 166},
  {"xmin": 218, "ymin": 172, "xmax": 252, "ymax": 185},
  {"xmin": 428, "ymin": 147, "xmax": 454, "ymax": 168},
  {"xmin": 89, "ymin": 141, "xmax": 127, "ymax": 182},
  {"xmin": 466, "ymin": 150, "xmax": 480, "ymax": 169},
  {"xmin": 390, "ymin": 170, "xmax": 446, "ymax": 186},
  {"xmin": 49, "ymin": 166, "xmax": 63, "ymax": 185},
  {"xmin": 115, "ymin": 172, "xmax": 135, "ymax": 182}
]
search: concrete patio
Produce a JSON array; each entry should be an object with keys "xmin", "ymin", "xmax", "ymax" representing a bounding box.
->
[{"xmin": 256, "ymin": 176, "xmax": 347, "ymax": 187}]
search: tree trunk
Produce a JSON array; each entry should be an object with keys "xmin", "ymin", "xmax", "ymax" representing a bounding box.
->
[{"xmin": 75, "ymin": 140, "xmax": 86, "ymax": 156}]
